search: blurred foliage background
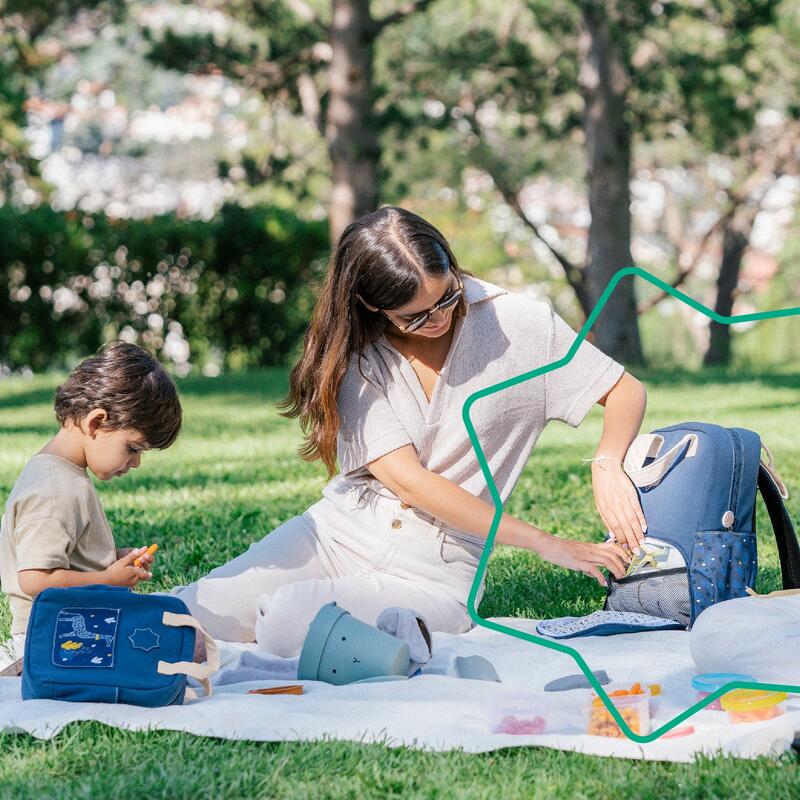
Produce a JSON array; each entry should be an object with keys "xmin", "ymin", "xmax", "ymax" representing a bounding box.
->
[{"xmin": 1, "ymin": 0, "xmax": 799, "ymax": 376}]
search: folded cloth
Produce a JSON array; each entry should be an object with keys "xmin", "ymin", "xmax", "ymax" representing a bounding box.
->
[
  {"xmin": 376, "ymin": 607, "xmax": 433, "ymax": 676},
  {"xmin": 215, "ymin": 651, "xmax": 300, "ymax": 686}
]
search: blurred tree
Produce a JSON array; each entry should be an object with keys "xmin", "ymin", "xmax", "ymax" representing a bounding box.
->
[
  {"xmin": 0, "ymin": 1, "xmax": 116, "ymax": 202},
  {"xmin": 636, "ymin": 117, "xmax": 799, "ymax": 367},
  {"xmin": 702, "ymin": 2, "xmax": 800, "ymax": 365},
  {"xmin": 0, "ymin": 33, "xmax": 30, "ymax": 203},
  {"xmin": 0, "ymin": 204, "xmax": 328, "ymax": 372},
  {"xmin": 632, "ymin": 1, "xmax": 799, "ymax": 365},
  {"xmin": 384, "ymin": 0, "xmax": 784, "ymax": 364},
  {"xmin": 144, "ymin": 0, "xmax": 440, "ymax": 242}
]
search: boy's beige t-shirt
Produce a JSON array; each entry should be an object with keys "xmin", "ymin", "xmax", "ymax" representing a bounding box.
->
[{"xmin": 0, "ymin": 454, "xmax": 117, "ymax": 634}]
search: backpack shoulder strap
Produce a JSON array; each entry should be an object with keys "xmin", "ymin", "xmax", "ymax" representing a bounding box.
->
[{"xmin": 758, "ymin": 464, "xmax": 800, "ymax": 589}]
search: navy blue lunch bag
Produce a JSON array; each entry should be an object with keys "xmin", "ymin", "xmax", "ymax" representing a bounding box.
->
[
  {"xmin": 603, "ymin": 421, "xmax": 800, "ymax": 629},
  {"xmin": 22, "ymin": 585, "xmax": 219, "ymax": 706}
]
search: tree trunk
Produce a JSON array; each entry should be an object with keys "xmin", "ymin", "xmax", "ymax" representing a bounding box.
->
[
  {"xmin": 326, "ymin": 0, "xmax": 380, "ymax": 244},
  {"xmin": 579, "ymin": 5, "xmax": 644, "ymax": 364},
  {"xmin": 703, "ymin": 207, "xmax": 757, "ymax": 367}
]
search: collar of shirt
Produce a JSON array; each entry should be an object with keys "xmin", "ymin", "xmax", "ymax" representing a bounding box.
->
[
  {"xmin": 462, "ymin": 274, "xmax": 507, "ymax": 313},
  {"xmin": 374, "ymin": 275, "xmax": 506, "ymax": 358}
]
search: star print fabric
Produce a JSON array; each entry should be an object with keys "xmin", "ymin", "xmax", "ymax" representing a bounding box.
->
[{"xmin": 690, "ymin": 532, "xmax": 758, "ymax": 618}]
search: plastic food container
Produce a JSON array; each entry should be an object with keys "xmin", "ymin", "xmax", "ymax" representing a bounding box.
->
[
  {"xmin": 587, "ymin": 683, "xmax": 651, "ymax": 738},
  {"xmin": 720, "ymin": 689, "xmax": 787, "ymax": 724},
  {"xmin": 648, "ymin": 683, "xmax": 662, "ymax": 716},
  {"xmin": 493, "ymin": 714, "xmax": 547, "ymax": 735},
  {"xmin": 691, "ymin": 673, "xmax": 756, "ymax": 711}
]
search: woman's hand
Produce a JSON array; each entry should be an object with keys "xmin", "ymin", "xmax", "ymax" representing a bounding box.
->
[
  {"xmin": 591, "ymin": 460, "xmax": 647, "ymax": 551},
  {"xmin": 536, "ymin": 534, "xmax": 631, "ymax": 586}
]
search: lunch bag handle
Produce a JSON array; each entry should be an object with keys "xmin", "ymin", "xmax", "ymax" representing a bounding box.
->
[
  {"xmin": 156, "ymin": 612, "xmax": 220, "ymax": 699},
  {"xmin": 623, "ymin": 432, "xmax": 699, "ymax": 488}
]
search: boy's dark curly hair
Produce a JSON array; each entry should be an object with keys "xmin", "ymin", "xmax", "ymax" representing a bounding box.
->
[{"xmin": 54, "ymin": 342, "xmax": 182, "ymax": 449}]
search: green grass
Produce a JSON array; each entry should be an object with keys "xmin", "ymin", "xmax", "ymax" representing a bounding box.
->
[{"xmin": 0, "ymin": 366, "xmax": 799, "ymax": 799}]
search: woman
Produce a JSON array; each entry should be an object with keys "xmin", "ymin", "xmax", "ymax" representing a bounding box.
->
[{"xmin": 176, "ymin": 206, "xmax": 646, "ymax": 656}]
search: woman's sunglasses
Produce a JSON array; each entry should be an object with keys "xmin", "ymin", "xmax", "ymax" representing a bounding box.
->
[{"xmin": 380, "ymin": 270, "xmax": 465, "ymax": 333}]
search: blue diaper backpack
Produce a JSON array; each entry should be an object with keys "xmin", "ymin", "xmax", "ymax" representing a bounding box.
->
[
  {"xmin": 537, "ymin": 421, "xmax": 800, "ymax": 639},
  {"xmin": 22, "ymin": 585, "xmax": 219, "ymax": 706}
]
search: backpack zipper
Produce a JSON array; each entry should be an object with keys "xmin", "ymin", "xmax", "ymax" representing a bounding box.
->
[
  {"xmin": 607, "ymin": 567, "xmax": 686, "ymax": 587},
  {"xmin": 725, "ymin": 428, "xmax": 743, "ymax": 530}
]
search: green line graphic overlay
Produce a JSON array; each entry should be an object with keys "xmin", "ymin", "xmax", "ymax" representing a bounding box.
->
[{"xmin": 462, "ymin": 265, "xmax": 800, "ymax": 743}]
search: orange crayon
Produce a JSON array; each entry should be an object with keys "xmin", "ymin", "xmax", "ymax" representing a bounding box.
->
[{"xmin": 133, "ymin": 543, "xmax": 159, "ymax": 567}]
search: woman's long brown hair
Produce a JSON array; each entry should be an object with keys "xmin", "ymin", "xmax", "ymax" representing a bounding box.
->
[{"xmin": 278, "ymin": 206, "xmax": 467, "ymax": 478}]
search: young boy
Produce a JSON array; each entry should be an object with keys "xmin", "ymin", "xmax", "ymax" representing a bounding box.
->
[{"xmin": 0, "ymin": 342, "xmax": 183, "ymax": 666}]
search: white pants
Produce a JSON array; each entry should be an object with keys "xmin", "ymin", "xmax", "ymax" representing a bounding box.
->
[{"xmin": 175, "ymin": 482, "xmax": 486, "ymax": 657}]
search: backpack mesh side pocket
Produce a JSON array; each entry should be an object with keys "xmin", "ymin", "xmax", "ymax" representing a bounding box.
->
[{"xmin": 604, "ymin": 567, "xmax": 691, "ymax": 628}]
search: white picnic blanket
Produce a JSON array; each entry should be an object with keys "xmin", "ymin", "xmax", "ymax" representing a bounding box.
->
[{"xmin": 1, "ymin": 617, "xmax": 798, "ymax": 762}]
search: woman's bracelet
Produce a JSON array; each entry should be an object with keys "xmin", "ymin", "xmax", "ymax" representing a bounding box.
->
[{"xmin": 582, "ymin": 454, "xmax": 622, "ymax": 470}]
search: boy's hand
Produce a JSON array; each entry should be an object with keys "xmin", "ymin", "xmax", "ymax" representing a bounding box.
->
[
  {"xmin": 116, "ymin": 546, "xmax": 157, "ymax": 569},
  {"xmin": 103, "ymin": 547, "xmax": 152, "ymax": 587}
]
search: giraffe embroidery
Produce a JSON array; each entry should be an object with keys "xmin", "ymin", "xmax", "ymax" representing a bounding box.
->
[
  {"xmin": 53, "ymin": 607, "xmax": 120, "ymax": 668},
  {"xmin": 58, "ymin": 613, "xmax": 114, "ymax": 646}
]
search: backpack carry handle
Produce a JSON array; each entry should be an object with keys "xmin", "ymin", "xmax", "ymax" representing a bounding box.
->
[
  {"xmin": 760, "ymin": 442, "xmax": 788, "ymax": 500},
  {"xmin": 758, "ymin": 463, "xmax": 800, "ymax": 590},
  {"xmin": 623, "ymin": 433, "xmax": 699, "ymax": 489},
  {"xmin": 156, "ymin": 612, "xmax": 220, "ymax": 699}
]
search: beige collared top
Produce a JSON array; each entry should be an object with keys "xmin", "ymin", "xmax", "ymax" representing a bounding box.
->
[
  {"xmin": 322, "ymin": 275, "xmax": 625, "ymax": 532},
  {"xmin": 0, "ymin": 454, "xmax": 117, "ymax": 634}
]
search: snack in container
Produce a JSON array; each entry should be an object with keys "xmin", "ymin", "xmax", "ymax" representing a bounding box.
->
[
  {"xmin": 720, "ymin": 689, "xmax": 787, "ymax": 724},
  {"xmin": 493, "ymin": 714, "xmax": 547, "ymax": 735},
  {"xmin": 690, "ymin": 672, "xmax": 756, "ymax": 711},
  {"xmin": 587, "ymin": 682, "xmax": 651, "ymax": 738}
]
